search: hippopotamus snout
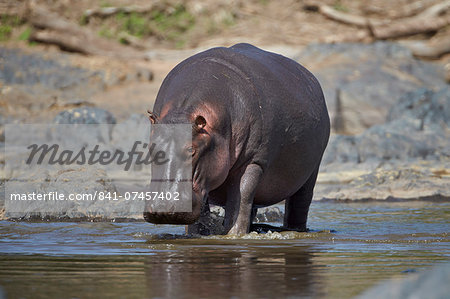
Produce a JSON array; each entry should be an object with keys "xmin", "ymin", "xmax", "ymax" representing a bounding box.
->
[
  {"xmin": 143, "ymin": 210, "xmax": 200, "ymax": 225},
  {"xmin": 143, "ymin": 189, "xmax": 203, "ymax": 224},
  {"xmin": 143, "ymin": 122, "xmax": 205, "ymax": 225}
]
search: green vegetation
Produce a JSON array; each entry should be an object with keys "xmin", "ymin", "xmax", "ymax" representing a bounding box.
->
[
  {"xmin": 81, "ymin": 3, "xmax": 242, "ymax": 49},
  {"xmin": 221, "ymin": 12, "xmax": 236, "ymax": 27},
  {"xmin": 118, "ymin": 36, "xmax": 128, "ymax": 45},
  {"xmin": 18, "ymin": 27, "xmax": 36, "ymax": 45},
  {"xmin": 150, "ymin": 5, "xmax": 195, "ymax": 35},
  {"xmin": 205, "ymin": 11, "xmax": 235, "ymax": 41},
  {"xmin": 0, "ymin": 14, "xmax": 23, "ymax": 42},
  {"xmin": 18, "ymin": 27, "xmax": 31, "ymax": 41},
  {"xmin": 333, "ymin": 0, "xmax": 349, "ymax": 12},
  {"xmin": 0, "ymin": 25, "xmax": 12, "ymax": 41},
  {"xmin": 100, "ymin": 1, "xmax": 112, "ymax": 8},
  {"xmin": 174, "ymin": 39, "xmax": 185, "ymax": 49},
  {"xmin": 75, "ymin": 3, "xmax": 243, "ymax": 49},
  {"xmin": 117, "ymin": 12, "xmax": 149, "ymax": 37},
  {"xmin": 98, "ymin": 27, "xmax": 114, "ymax": 39},
  {"xmin": 207, "ymin": 20, "xmax": 218, "ymax": 35},
  {"xmin": 109, "ymin": 4, "xmax": 195, "ymax": 46},
  {"xmin": 79, "ymin": 14, "xmax": 89, "ymax": 26}
]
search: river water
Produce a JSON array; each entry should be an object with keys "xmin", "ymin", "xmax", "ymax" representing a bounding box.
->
[{"xmin": 0, "ymin": 201, "xmax": 448, "ymax": 298}]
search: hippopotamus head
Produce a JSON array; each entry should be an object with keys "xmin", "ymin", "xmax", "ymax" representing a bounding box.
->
[
  {"xmin": 143, "ymin": 102, "xmax": 231, "ymax": 225},
  {"xmin": 142, "ymin": 52, "xmax": 253, "ymax": 226}
]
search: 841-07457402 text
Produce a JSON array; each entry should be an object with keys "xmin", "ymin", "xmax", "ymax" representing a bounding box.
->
[{"xmin": 9, "ymin": 191, "xmax": 180, "ymax": 201}]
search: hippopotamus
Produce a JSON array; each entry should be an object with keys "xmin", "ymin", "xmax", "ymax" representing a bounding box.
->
[{"xmin": 143, "ymin": 43, "xmax": 330, "ymax": 235}]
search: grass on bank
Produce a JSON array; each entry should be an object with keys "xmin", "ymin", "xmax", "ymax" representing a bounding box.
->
[
  {"xmin": 0, "ymin": 15, "xmax": 23, "ymax": 41},
  {"xmin": 92, "ymin": 4, "xmax": 195, "ymax": 48}
]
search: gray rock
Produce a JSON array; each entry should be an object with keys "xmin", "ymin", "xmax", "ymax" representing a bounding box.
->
[
  {"xmin": 318, "ymin": 87, "xmax": 450, "ymax": 201},
  {"xmin": 356, "ymin": 262, "xmax": 450, "ymax": 299},
  {"xmin": 4, "ymin": 167, "xmax": 146, "ymax": 220},
  {"xmin": 299, "ymin": 42, "xmax": 447, "ymax": 134},
  {"xmin": 210, "ymin": 205, "xmax": 225, "ymax": 217},
  {"xmin": 322, "ymin": 87, "xmax": 450, "ymax": 167},
  {"xmin": 52, "ymin": 107, "xmax": 117, "ymax": 144},
  {"xmin": 111, "ymin": 113, "xmax": 148, "ymax": 144},
  {"xmin": 50, "ymin": 98, "xmax": 94, "ymax": 109},
  {"xmin": 0, "ymin": 47, "xmax": 153, "ymax": 96},
  {"xmin": 387, "ymin": 87, "xmax": 450, "ymax": 128},
  {"xmin": 321, "ymin": 134, "xmax": 361, "ymax": 165},
  {"xmin": 254, "ymin": 206, "xmax": 284, "ymax": 223},
  {"xmin": 53, "ymin": 106, "xmax": 116, "ymax": 124},
  {"xmin": 0, "ymin": 48, "xmax": 152, "ymax": 123},
  {"xmin": 316, "ymin": 163, "xmax": 450, "ymax": 201},
  {"xmin": 0, "ymin": 47, "xmax": 106, "ymax": 98}
]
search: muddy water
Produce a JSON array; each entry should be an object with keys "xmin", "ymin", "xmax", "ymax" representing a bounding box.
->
[{"xmin": 0, "ymin": 201, "xmax": 448, "ymax": 299}]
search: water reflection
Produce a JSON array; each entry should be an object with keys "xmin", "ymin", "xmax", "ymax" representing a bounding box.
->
[
  {"xmin": 0, "ymin": 201, "xmax": 448, "ymax": 298},
  {"xmin": 144, "ymin": 243, "xmax": 319, "ymax": 298}
]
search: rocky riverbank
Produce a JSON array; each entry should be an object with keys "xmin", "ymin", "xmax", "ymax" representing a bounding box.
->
[
  {"xmin": 1, "ymin": 41, "xmax": 449, "ymax": 222},
  {"xmin": 317, "ymin": 87, "xmax": 450, "ymax": 201}
]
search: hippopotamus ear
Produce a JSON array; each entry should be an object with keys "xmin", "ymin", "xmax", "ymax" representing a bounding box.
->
[
  {"xmin": 147, "ymin": 109, "xmax": 158, "ymax": 124},
  {"xmin": 193, "ymin": 115, "xmax": 207, "ymax": 131}
]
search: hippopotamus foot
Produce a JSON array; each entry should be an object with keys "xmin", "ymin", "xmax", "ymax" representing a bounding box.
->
[
  {"xmin": 283, "ymin": 167, "xmax": 319, "ymax": 231},
  {"xmin": 224, "ymin": 164, "xmax": 264, "ymax": 236}
]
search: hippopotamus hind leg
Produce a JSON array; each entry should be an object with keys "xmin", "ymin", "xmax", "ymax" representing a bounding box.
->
[{"xmin": 283, "ymin": 167, "xmax": 320, "ymax": 232}]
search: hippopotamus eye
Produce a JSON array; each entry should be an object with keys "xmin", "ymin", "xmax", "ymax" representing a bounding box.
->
[{"xmin": 186, "ymin": 146, "xmax": 195, "ymax": 156}]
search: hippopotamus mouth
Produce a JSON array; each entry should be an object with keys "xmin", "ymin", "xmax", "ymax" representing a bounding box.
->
[
  {"xmin": 143, "ymin": 157, "xmax": 206, "ymax": 225},
  {"xmin": 142, "ymin": 188, "xmax": 205, "ymax": 225}
]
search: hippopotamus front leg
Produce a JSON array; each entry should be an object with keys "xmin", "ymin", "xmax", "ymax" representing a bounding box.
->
[{"xmin": 225, "ymin": 163, "xmax": 263, "ymax": 235}]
